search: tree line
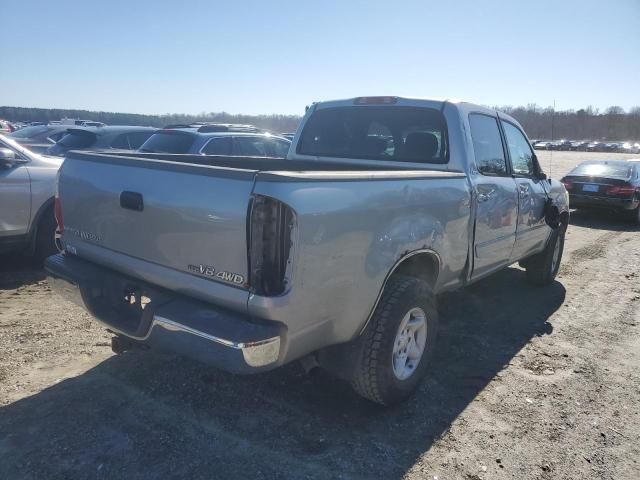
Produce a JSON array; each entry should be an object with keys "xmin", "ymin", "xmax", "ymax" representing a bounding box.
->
[
  {"xmin": 0, "ymin": 106, "xmax": 301, "ymax": 133},
  {"xmin": 497, "ymin": 105, "xmax": 640, "ymax": 141},
  {"xmin": 2, "ymin": 104, "xmax": 640, "ymax": 141}
]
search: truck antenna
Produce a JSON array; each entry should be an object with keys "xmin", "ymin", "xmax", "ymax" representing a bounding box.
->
[{"xmin": 549, "ymin": 99, "xmax": 555, "ymax": 178}]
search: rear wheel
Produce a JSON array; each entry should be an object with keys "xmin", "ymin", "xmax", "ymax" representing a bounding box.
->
[
  {"xmin": 351, "ymin": 275, "xmax": 438, "ymax": 406},
  {"xmin": 33, "ymin": 207, "xmax": 58, "ymax": 263},
  {"xmin": 525, "ymin": 225, "xmax": 565, "ymax": 286}
]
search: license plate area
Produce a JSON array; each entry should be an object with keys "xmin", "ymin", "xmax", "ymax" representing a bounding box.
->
[
  {"xmin": 582, "ymin": 184, "xmax": 599, "ymax": 192},
  {"xmin": 82, "ymin": 273, "xmax": 173, "ymax": 337}
]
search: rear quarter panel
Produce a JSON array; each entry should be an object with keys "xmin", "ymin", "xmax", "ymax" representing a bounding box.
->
[{"xmin": 249, "ymin": 172, "xmax": 471, "ymax": 361}]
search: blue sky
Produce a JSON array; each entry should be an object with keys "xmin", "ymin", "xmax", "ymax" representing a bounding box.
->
[{"xmin": 3, "ymin": 0, "xmax": 639, "ymax": 115}]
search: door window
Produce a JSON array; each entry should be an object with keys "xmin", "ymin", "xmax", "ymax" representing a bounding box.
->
[
  {"xmin": 469, "ymin": 114, "xmax": 508, "ymax": 175},
  {"xmin": 270, "ymin": 139, "xmax": 291, "ymax": 157},
  {"xmin": 233, "ymin": 136, "xmax": 269, "ymax": 156},
  {"xmin": 502, "ymin": 122, "xmax": 535, "ymax": 176},
  {"xmin": 202, "ymin": 137, "xmax": 232, "ymax": 155},
  {"xmin": 111, "ymin": 134, "xmax": 131, "ymax": 149},
  {"xmin": 127, "ymin": 132, "xmax": 154, "ymax": 149}
]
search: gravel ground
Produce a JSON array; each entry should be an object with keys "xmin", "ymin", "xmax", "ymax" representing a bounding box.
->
[{"xmin": 1, "ymin": 152, "xmax": 639, "ymax": 479}]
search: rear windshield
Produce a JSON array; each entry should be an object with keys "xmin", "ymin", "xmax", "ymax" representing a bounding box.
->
[
  {"xmin": 569, "ymin": 163, "xmax": 633, "ymax": 179},
  {"xmin": 297, "ymin": 106, "xmax": 447, "ymax": 163},
  {"xmin": 10, "ymin": 125, "xmax": 50, "ymax": 138},
  {"xmin": 139, "ymin": 131, "xmax": 195, "ymax": 154},
  {"xmin": 58, "ymin": 131, "xmax": 97, "ymax": 148}
]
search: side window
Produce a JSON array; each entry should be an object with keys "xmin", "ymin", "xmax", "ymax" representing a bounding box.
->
[
  {"xmin": 127, "ymin": 132, "xmax": 154, "ymax": 149},
  {"xmin": 468, "ymin": 114, "xmax": 508, "ymax": 175},
  {"xmin": 202, "ymin": 137, "xmax": 232, "ymax": 155},
  {"xmin": 271, "ymin": 139, "xmax": 291, "ymax": 157},
  {"xmin": 48, "ymin": 132, "xmax": 67, "ymax": 143},
  {"xmin": 110, "ymin": 134, "xmax": 131, "ymax": 149},
  {"xmin": 502, "ymin": 121, "xmax": 534, "ymax": 176},
  {"xmin": 233, "ymin": 137, "xmax": 268, "ymax": 156}
]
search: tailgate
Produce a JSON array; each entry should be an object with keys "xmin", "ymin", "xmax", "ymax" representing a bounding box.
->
[{"xmin": 58, "ymin": 153, "xmax": 257, "ymax": 290}]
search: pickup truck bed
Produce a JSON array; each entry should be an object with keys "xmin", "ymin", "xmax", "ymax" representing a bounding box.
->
[{"xmin": 48, "ymin": 150, "xmax": 470, "ymax": 369}]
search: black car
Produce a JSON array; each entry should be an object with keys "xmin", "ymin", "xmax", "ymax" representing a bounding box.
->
[
  {"xmin": 570, "ymin": 140, "xmax": 590, "ymax": 151},
  {"xmin": 561, "ymin": 160, "xmax": 640, "ymax": 223},
  {"xmin": 550, "ymin": 139, "xmax": 572, "ymax": 150}
]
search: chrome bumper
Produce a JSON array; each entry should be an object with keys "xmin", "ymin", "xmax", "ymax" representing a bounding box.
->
[{"xmin": 46, "ymin": 254, "xmax": 283, "ymax": 373}]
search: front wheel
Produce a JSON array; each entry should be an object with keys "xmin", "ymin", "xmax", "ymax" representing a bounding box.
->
[
  {"xmin": 351, "ymin": 275, "xmax": 438, "ymax": 406},
  {"xmin": 525, "ymin": 225, "xmax": 565, "ymax": 286}
]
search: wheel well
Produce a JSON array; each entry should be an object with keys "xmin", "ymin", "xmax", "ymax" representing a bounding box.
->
[
  {"xmin": 392, "ymin": 252, "xmax": 439, "ymax": 288},
  {"xmin": 27, "ymin": 198, "xmax": 54, "ymax": 248}
]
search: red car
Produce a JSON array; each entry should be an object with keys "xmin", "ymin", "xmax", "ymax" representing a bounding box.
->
[{"xmin": 0, "ymin": 119, "xmax": 15, "ymax": 134}]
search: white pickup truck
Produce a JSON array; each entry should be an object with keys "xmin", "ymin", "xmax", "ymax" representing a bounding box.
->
[{"xmin": 46, "ymin": 97, "xmax": 569, "ymax": 405}]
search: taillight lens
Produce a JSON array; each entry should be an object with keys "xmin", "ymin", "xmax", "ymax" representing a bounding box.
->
[
  {"xmin": 248, "ymin": 195, "xmax": 295, "ymax": 296},
  {"xmin": 606, "ymin": 184, "xmax": 636, "ymax": 196}
]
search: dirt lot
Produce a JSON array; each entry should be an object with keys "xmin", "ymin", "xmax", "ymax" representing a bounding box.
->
[{"xmin": 1, "ymin": 151, "xmax": 639, "ymax": 479}]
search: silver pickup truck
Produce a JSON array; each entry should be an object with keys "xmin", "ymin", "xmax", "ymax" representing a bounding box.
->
[{"xmin": 46, "ymin": 97, "xmax": 569, "ymax": 405}]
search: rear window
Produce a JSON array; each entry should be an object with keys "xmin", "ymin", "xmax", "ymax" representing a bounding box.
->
[
  {"xmin": 58, "ymin": 131, "xmax": 97, "ymax": 148},
  {"xmin": 569, "ymin": 163, "xmax": 633, "ymax": 179},
  {"xmin": 139, "ymin": 131, "xmax": 195, "ymax": 154},
  {"xmin": 10, "ymin": 125, "xmax": 50, "ymax": 138},
  {"xmin": 297, "ymin": 106, "xmax": 447, "ymax": 163}
]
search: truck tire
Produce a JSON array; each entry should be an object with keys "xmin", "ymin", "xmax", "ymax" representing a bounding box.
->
[
  {"xmin": 33, "ymin": 207, "xmax": 58, "ymax": 263},
  {"xmin": 525, "ymin": 225, "xmax": 565, "ymax": 286},
  {"xmin": 352, "ymin": 275, "xmax": 438, "ymax": 406}
]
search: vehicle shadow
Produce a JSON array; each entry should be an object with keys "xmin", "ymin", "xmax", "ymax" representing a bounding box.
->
[
  {"xmin": 0, "ymin": 267, "xmax": 565, "ymax": 479},
  {"xmin": 0, "ymin": 254, "xmax": 45, "ymax": 290},
  {"xmin": 569, "ymin": 208, "xmax": 640, "ymax": 232}
]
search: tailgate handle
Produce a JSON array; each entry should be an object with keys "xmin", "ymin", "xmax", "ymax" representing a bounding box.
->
[{"xmin": 120, "ymin": 191, "xmax": 144, "ymax": 211}]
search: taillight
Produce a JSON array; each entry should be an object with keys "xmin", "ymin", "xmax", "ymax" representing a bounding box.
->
[
  {"xmin": 248, "ymin": 195, "xmax": 295, "ymax": 296},
  {"xmin": 606, "ymin": 184, "xmax": 636, "ymax": 196}
]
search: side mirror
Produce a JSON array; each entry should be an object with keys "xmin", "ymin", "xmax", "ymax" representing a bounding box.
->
[{"xmin": 0, "ymin": 147, "xmax": 17, "ymax": 166}]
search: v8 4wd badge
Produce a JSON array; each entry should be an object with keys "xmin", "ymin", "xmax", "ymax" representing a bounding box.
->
[{"xmin": 187, "ymin": 264, "xmax": 244, "ymax": 285}]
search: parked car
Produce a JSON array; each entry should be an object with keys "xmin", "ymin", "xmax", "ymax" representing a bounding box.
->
[
  {"xmin": 561, "ymin": 160, "xmax": 640, "ymax": 223},
  {"xmin": 550, "ymin": 139, "xmax": 572, "ymax": 150},
  {"xmin": 138, "ymin": 124, "xmax": 291, "ymax": 157},
  {"xmin": 9, "ymin": 124, "xmax": 74, "ymax": 153},
  {"xmin": 602, "ymin": 142, "xmax": 622, "ymax": 152},
  {"xmin": 281, "ymin": 132, "xmax": 296, "ymax": 141},
  {"xmin": 619, "ymin": 141, "xmax": 640, "ymax": 154},
  {"xmin": 585, "ymin": 141, "xmax": 603, "ymax": 152},
  {"xmin": 46, "ymin": 96, "xmax": 569, "ymax": 405},
  {"xmin": 570, "ymin": 140, "xmax": 590, "ymax": 151},
  {"xmin": 0, "ymin": 120, "xmax": 15, "ymax": 134},
  {"xmin": 0, "ymin": 134, "xmax": 61, "ymax": 260},
  {"xmin": 534, "ymin": 140, "xmax": 553, "ymax": 150},
  {"xmin": 46, "ymin": 126, "xmax": 157, "ymax": 157}
]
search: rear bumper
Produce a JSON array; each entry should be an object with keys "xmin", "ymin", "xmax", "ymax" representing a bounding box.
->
[
  {"xmin": 45, "ymin": 254, "xmax": 284, "ymax": 374},
  {"xmin": 569, "ymin": 194, "xmax": 639, "ymax": 211}
]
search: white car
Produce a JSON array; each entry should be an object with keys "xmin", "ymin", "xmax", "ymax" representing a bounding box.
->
[{"xmin": 0, "ymin": 134, "xmax": 62, "ymax": 260}]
